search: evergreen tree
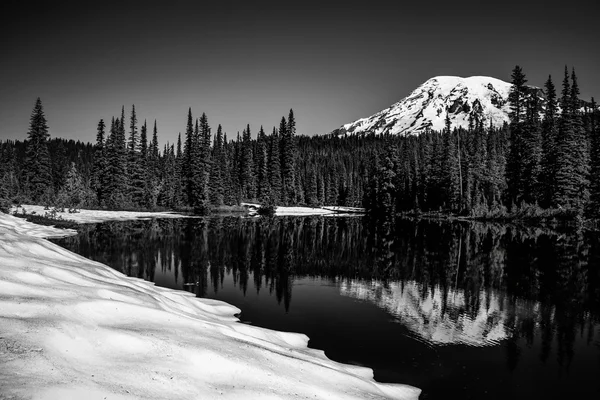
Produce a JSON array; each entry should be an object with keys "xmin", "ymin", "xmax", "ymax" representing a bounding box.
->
[
  {"xmin": 281, "ymin": 111, "xmax": 297, "ymax": 205},
  {"xmin": 183, "ymin": 108, "xmax": 194, "ymax": 206},
  {"xmin": 508, "ymin": 66, "xmax": 527, "ymax": 124},
  {"xmin": 51, "ymin": 141, "xmax": 68, "ymax": 195},
  {"xmin": 240, "ymin": 124, "xmax": 255, "ymax": 200},
  {"xmin": 24, "ymin": 98, "xmax": 53, "ymax": 202},
  {"xmin": 441, "ymin": 118, "xmax": 460, "ymax": 211},
  {"xmin": 128, "ymin": 105, "xmax": 145, "ymax": 206},
  {"xmin": 174, "ymin": 133, "xmax": 184, "ymax": 206},
  {"xmin": 540, "ymin": 75, "xmax": 558, "ymax": 207},
  {"xmin": 91, "ymin": 119, "xmax": 107, "ymax": 204},
  {"xmin": 190, "ymin": 114, "xmax": 211, "ymax": 214},
  {"xmin": 149, "ymin": 120, "xmax": 160, "ymax": 176},
  {"xmin": 105, "ymin": 116, "xmax": 128, "ymax": 207},
  {"xmin": 554, "ymin": 67, "xmax": 589, "ymax": 212},
  {"xmin": 256, "ymin": 126, "xmax": 269, "ymax": 202},
  {"xmin": 521, "ymin": 87, "xmax": 542, "ymax": 203},
  {"xmin": 209, "ymin": 124, "xmax": 225, "ymax": 205},
  {"xmin": 588, "ymin": 97, "xmax": 600, "ymax": 217},
  {"xmin": 146, "ymin": 120, "xmax": 162, "ymax": 208},
  {"xmin": 56, "ymin": 162, "xmax": 88, "ymax": 208},
  {"xmin": 569, "ymin": 68, "xmax": 590, "ymax": 210},
  {"xmin": 268, "ymin": 127, "xmax": 282, "ymax": 204},
  {"xmin": 506, "ymin": 65, "xmax": 528, "ymax": 207},
  {"xmin": 139, "ymin": 121, "xmax": 153, "ymax": 207}
]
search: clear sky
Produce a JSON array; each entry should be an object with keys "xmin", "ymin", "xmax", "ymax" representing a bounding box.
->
[{"xmin": 1, "ymin": 0, "xmax": 598, "ymax": 146}]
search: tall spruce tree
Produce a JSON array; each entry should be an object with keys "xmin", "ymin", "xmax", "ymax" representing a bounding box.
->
[
  {"xmin": 190, "ymin": 114, "xmax": 211, "ymax": 214},
  {"xmin": 540, "ymin": 75, "xmax": 558, "ymax": 207},
  {"xmin": 588, "ymin": 97, "xmax": 600, "ymax": 217},
  {"xmin": 522, "ymin": 87, "xmax": 542, "ymax": 203},
  {"xmin": 105, "ymin": 116, "xmax": 128, "ymax": 207},
  {"xmin": 506, "ymin": 65, "xmax": 528, "ymax": 207},
  {"xmin": 441, "ymin": 115, "xmax": 460, "ymax": 210},
  {"xmin": 240, "ymin": 125, "xmax": 255, "ymax": 200},
  {"xmin": 554, "ymin": 67, "xmax": 589, "ymax": 212},
  {"xmin": 24, "ymin": 98, "xmax": 53, "ymax": 202},
  {"xmin": 268, "ymin": 127, "xmax": 282, "ymax": 204},
  {"xmin": 256, "ymin": 126, "xmax": 269, "ymax": 202},
  {"xmin": 569, "ymin": 69, "xmax": 590, "ymax": 211},
  {"xmin": 128, "ymin": 105, "xmax": 145, "ymax": 206},
  {"xmin": 174, "ymin": 133, "xmax": 184, "ymax": 206},
  {"xmin": 209, "ymin": 124, "xmax": 225, "ymax": 205},
  {"xmin": 183, "ymin": 108, "xmax": 194, "ymax": 206},
  {"xmin": 281, "ymin": 111, "xmax": 297, "ymax": 205},
  {"xmin": 91, "ymin": 119, "xmax": 107, "ymax": 204},
  {"xmin": 139, "ymin": 120, "xmax": 153, "ymax": 207}
]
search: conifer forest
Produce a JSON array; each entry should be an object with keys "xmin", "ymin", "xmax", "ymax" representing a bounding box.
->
[{"xmin": 1, "ymin": 66, "xmax": 599, "ymax": 221}]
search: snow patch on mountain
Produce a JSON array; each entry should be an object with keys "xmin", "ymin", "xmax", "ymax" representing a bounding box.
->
[{"xmin": 338, "ymin": 76, "xmax": 515, "ymax": 136}]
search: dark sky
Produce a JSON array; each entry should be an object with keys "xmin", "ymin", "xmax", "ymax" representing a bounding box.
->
[{"xmin": 1, "ymin": 0, "xmax": 598, "ymax": 145}]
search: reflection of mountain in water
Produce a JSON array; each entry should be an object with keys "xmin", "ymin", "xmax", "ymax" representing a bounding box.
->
[{"xmin": 341, "ymin": 280, "xmax": 540, "ymax": 347}]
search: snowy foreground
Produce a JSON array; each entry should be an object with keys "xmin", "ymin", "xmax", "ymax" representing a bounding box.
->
[{"xmin": 0, "ymin": 212, "xmax": 419, "ymax": 399}]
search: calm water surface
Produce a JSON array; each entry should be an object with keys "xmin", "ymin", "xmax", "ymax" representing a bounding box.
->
[{"xmin": 51, "ymin": 216, "xmax": 600, "ymax": 399}]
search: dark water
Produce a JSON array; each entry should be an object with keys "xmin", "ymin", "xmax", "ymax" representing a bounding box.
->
[{"xmin": 51, "ymin": 217, "xmax": 600, "ymax": 399}]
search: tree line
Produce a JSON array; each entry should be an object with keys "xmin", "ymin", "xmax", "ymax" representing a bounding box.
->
[{"xmin": 0, "ymin": 100, "xmax": 373, "ymax": 214}]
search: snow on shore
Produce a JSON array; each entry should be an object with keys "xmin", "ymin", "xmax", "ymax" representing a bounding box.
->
[
  {"xmin": 241, "ymin": 203, "xmax": 365, "ymax": 216},
  {"xmin": 0, "ymin": 212, "xmax": 420, "ymax": 399},
  {"xmin": 11, "ymin": 205, "xmax": 190, "ymax": 224}
]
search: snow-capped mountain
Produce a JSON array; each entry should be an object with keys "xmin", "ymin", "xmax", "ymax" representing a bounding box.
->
[{"xmin": 336, "ymin": 76, "xmax": 519, "ymax": 136}]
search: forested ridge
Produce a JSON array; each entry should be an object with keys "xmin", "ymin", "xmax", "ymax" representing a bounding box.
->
[{"xmin": 1, "ymin": 66, "xmax": 599, "ymax": 220}]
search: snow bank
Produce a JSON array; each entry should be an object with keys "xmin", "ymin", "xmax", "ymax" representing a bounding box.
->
[
  {"xmin": 0, "ymin": 212, "xmax": 420, "ymax": 400},
  {"xmin": 11, "ymin": 205, "xmax": 190, "ymax": 224},
  {"xmin": 0, "ymin": 212, "xmax": 77, "ymax": 238},
  {"xmin": 240, "ymin": 203, "xmax": 365, "ymax": 217}
]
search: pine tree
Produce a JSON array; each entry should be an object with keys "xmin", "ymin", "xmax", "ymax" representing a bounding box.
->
[
  {"xmin": 183, "ymin": 108, "xmax": 194, "ymax": 206},
  {"xmin": 190, "ymin": 114, "xmax": 211, "ymax": 214},
  {"xmin": 150, "ymin": 121, "xmax": 160, "ymax": 172},
  {"xmin": 24, "ymin": 98, "xmax": 53, "ymax": 202},
  {"xmin": 174, "ymin": 133, "xmax": 184, "ymax": 206},
  {"xmin": 209, "ymin": 124, "xmax": 225, "ymax": 205},
  {"xmin": 256, "ymin": 126, "xmax": 269, "ymax": 202},
  {"xmin": 441, "ymin": 116, "xmax": 460, "ymax": 211},
  {"xmin": 508, "ymin": 66, "xmax": 527, "ymax": 124},
  {"xmin": 268, "ymin": 127, "xmax": 282, "ymax": 204},
  {"xmin": 521, "ymin": 88, "xmax": 542, "ymax": 204},
  {"xmin": 281, "ymin": 110, "xmax": 297, "ymax": 205},
  {"xmin": 588, "ymin": 97, "xmax": 600, "ymax": 218},
  {"xmin": 240, "ymin": 125, "xmax": 255, "ymax": 200},
  {"xmin": 506, "ymin": 65, "xmax": 528, "ymax": 207},
  {"xmin": 128, "ymin": 105, "xmax": 145, "ymax": 206},
  {"xmin": 139, "ymin": 121, "xmax": 153, "ymax": 208},
  {"xmin": 56, "ymin": 162, "xmax": 87, "ymax": 209},
  {"xmin": 378, "ymin": 143, "xmax": 399, "ymax": 216},
  {"xmin": 540, "ymin": 75, "xmax": 558, "ymax": 208},
  {"xmin": 146, "ymin": 120, "xmax": 162, "ymax": 208},
  {"xmin": 91, "ymin": 119, "xmax": 107, "ymax": 204},
  {"xmin": 569, "ymin": 68, "xmax": 589, "ymax": 211},
  {"xmin": 554, "ymin": 67, "xmax": 589, "ymax": 212}
]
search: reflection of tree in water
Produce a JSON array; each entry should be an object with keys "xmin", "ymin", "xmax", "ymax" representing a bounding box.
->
[{"xmin": 54, "ymin": 216, "xmax": 600, "ymax": 373}]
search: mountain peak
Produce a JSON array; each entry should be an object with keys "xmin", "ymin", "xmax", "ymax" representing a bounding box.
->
[{"xmin": 337, "ymin": 75, "xmax": 514, "ymax": 136}]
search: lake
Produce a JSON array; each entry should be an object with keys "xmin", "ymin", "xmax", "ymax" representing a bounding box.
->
[{"xmin": 51, "ymin": 216, "xmax": 600, "ymax": 399}]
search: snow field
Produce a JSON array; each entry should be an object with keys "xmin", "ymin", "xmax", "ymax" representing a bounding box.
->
[{"xmin": 0, "ymin": 211, "xmax": 419, "ymax": 399}]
